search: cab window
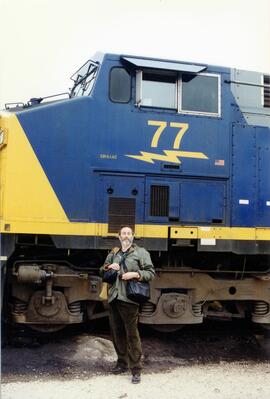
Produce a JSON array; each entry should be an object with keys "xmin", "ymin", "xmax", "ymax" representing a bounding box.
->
[
  {"xmin": 136, "ymin": 70, "xmax": 220, "ymax": 116},
  {"xmin": 109, "ymin": 67, "xmax": 131, "ymax": 103},
  {"xmin": 182, "ymin": 74, "xmax": 219, "ymax": 114},
  {"xmin": 141, "ymin": 72, "xmax": 177, "ymax": 109}
]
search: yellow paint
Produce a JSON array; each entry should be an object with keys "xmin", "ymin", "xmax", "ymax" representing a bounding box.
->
[
  {"xmin": 135, "ymin": 224, "xmax": 169, "ymax": 238},
  {"xmin": 255, "ymin": 228, "xmax": 270, "ymax": 240},
  {"xmin": 171, "ymin": 227, "xmax": 198, "ymax": 239},
  {"xmin": 128, "ymin": 119, "xmax": 207, "ymax": 164},
  {"xmin": 0, "ymin": 219, "xmax": 98, "ymax": 235},
  {"xmin": 148, "ymin": 120, "xmax": 167, "ymax": 148},
  {"xmin": 171, "ymin": 226, "xmax": 270, "ymax": 240},
  {"xmin": 170, "ymin": 122, "xmax": 189, "ymax": 149},
  {"xmin": 1, "ymin": 219, "xmax": 270, "ymax": 241},
  {"xmin": 0, "ymin": 114, "xmax": 68, "ymax": 223},
  {"xmin": 0, "ymin": 115, "xmax": 9, "ymax": 219},
  {"xmin": 126, "ymin": 149, "xmax": 208, "ymax": 164},
  {"xmin": 149, "ymin": 120, "xmax": 189, "ymax": 149}
]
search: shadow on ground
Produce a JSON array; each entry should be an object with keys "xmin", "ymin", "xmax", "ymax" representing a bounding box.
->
[{"xmin": 2, "ymin": 319, "xmax": 270, "ymax": 383}]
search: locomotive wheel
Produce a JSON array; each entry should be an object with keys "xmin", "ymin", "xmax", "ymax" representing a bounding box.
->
[
  {"xmin": 28, "ymin": 324, "xmax": 66, "ymax": 333},
  {"xmin": 149, "ymin": 324, "xmax": 184, "ymax": 333}
]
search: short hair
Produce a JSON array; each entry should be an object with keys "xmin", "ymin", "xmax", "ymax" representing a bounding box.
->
[{"xmin": 118, "ymin": 225, "xmax": 134, "ymax": 235}]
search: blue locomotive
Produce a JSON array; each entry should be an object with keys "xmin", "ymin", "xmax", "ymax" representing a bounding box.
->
[{"xmin": 1, "ymin": 53, "xmax": 270, "ymax": 332}]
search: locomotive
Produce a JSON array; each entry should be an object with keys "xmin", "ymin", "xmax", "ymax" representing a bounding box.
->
[{"xmin": 1, "ymin": 52, "xmax": 270, "ymax": 332}]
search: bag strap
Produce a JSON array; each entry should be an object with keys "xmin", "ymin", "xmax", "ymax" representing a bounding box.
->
[
  {"xmin": 119, "ymin": 249, "xmax": 143, "ymax": 273},
  {"xmin": 119, "ymin": 252, "xmax": 129, "ymax": 273}
]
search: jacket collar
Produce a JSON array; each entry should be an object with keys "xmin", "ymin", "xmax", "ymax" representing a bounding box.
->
[{"xmin": 119, "ymin": 243, "xmax": 136, "ymax": 254}]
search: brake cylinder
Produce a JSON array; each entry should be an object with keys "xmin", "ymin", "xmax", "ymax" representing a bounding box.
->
[{"xmin": 16, "ymin": 265, "xmax": 49, "ymax": 284}]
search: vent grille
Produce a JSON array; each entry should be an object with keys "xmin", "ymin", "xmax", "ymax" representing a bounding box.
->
[
  {"xmin": 108, "ymin": 197, "xmax": 136, "ymax": 233},
  {"xmin": 264, "ymin": 75, "xmax": 270, "ymax": 108},
  {"xmin": 150, "ymin": 185, "xmax": 169, "ymax": 217}
]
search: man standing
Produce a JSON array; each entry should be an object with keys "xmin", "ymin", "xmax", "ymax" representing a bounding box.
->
[{"xmin": 100, "ymin": 225, "xmax": 155, "ymax": 384}]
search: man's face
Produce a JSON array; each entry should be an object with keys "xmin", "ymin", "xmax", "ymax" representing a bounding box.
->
[{"xmin": 119, "ymin": 227, "xmax": 134, "ymax": 246}]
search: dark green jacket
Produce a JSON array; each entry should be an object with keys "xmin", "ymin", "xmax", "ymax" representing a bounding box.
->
[{"xmin": 100, "ymin": 244, "xmax": 155, "ymax": 304}]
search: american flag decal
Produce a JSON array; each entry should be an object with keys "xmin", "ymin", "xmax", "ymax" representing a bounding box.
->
[{"xmin": 215, "ymin": 159, "xmax": 225, "ymax": 166}]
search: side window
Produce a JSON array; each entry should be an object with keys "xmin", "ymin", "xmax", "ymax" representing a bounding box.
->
[
  {"xmin": 109, "ymin": 67, "xmax": 131, "ymax": 103},
  {"xmin": 263, "ymin": 75, "xmax": 270, "ymax": 108},
  {"xmin": 136, "ymin": 69, "xmax": 220, "ymax": 116},
  {"xmin": 141, "ymin": 72, "xmax": 177, "ymax": 109},
  {"xmin": 181, "ymin": 74, "xmax": 219, "ymax": 114}
]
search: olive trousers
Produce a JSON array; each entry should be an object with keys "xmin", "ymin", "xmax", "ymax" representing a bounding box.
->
[{"xmin": 109, "ymin": 299, "xmax": 142, "ymax": 373}]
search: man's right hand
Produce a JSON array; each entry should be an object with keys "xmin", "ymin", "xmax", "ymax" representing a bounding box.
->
[{"xmin": 108, "ymin": 263, "xmax": 120, "ymax": 270}]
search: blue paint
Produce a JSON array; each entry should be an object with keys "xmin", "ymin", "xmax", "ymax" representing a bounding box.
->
[{"xmin": 16, "ymin": 53, "xmax": 269, "ymax": 228}]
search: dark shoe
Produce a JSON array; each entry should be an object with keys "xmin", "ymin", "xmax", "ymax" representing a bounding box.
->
[
  {"xmin": 112, "ymin": 365, "xmax": 128, "ymax": 374},
  {"xmin": 131, "ymin": 374, "xmax": 141, "ymax": 384}
]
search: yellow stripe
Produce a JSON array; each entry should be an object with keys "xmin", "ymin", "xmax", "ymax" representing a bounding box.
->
[
  {"xmin": 1, "ymin": 220, "xmax": 270, "ymax": 241},
  {"xmin": 1, "ymin": 114, "xmax": 69, "ymax": 223},
  {"xmin": 170, "ymin": 226, "xmax": 270, "ymax": 240}
]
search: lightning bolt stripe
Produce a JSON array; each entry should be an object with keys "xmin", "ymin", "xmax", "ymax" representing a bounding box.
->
[{"xmin": 126, "ymin": 150, "xmax": 208, "ymax": 164}]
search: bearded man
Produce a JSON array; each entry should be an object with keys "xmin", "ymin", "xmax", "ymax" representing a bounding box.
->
[{"xmin": 100, "ymin": 225, "xmax": 155, "ymax": 384}]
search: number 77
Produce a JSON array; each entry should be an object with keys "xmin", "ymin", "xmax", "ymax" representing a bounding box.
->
[{"xmin": 148, "ymin": 120, "xmax": 189, "ymax": 149}]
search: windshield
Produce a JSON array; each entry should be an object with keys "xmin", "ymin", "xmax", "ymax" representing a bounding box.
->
[{"xmin": 70, "ymin": 59, "xmax": 99, "ymax": 97}]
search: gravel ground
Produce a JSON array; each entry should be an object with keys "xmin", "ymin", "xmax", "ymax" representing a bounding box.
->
[
  {"xmin": 2, "ymin": 363, "xmax": 270, "ymax": 399},
  {"xmin": 1, "ymin": 321, "xmax": 270, "ymax": 398}
]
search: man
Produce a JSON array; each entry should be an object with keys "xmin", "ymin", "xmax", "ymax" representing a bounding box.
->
[{"xmin": 100, "ymin": 225, "xmax": 155, "ymax": 384}]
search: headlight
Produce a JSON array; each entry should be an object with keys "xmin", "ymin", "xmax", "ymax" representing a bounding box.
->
[{"xmin": 0, "ymin": 129, "xmax": 4, "ymax": 145}]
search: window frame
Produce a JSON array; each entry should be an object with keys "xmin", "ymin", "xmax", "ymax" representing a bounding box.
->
[
  {"xmin": 70, "ymin": 60, "xmax": 99, "ymax": 98},
  {"xmin": 178, "ymin": 72, "xmax": 221, "ymax": 117},
  {"xmin": 136, "ymin": 69, "xmax": 221, "ymax": 117},
  {"xmin": 109, "ymin": 66, "xmax": 132, "ymax": 104},
  {"xmin": 139, "ymin": 70, "xmax": 178, "ymax": 110}
]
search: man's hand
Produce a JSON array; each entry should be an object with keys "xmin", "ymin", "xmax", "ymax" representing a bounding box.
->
[
  {"xmin": 121, "ymin": 272, "xmax": 140, "ymax": 280},
  {"xmin": 108, "ymin": 263, "xmax": 120, "ymax": 271}
]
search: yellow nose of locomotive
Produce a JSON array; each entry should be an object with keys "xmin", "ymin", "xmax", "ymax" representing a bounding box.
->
[{"xmin": 0, "ymin": 113, "xmax": 9, "ymax": 233}]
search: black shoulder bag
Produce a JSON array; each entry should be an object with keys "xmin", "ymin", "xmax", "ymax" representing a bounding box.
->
[
  {"xmin": 121, "ymin": 256, "xmax": 150, "ymax": 304},
  {"xmin": 102, "ymin": 268, "xmax": 118, "ymax": 284},
  {"xmin": 102, "ymin": 249, "xmax": 119, "ymax": 284}
]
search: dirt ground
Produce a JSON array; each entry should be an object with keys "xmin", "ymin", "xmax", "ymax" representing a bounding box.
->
[{"xmin": 1, "ymin": 320, "xmax": 270, "ymax": 398}]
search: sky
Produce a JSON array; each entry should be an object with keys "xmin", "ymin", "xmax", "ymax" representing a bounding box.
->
[{"xmin": 1, "ymin": 0, "xmax": 270, "ymax": 109}]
